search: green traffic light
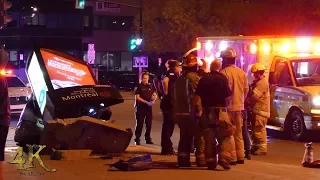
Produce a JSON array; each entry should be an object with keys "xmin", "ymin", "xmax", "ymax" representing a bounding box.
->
[
  {"xmin": 130, "ymin": 44, "xmax": 137, "ymax": 50},
  {"xmin": 78, "ymin": 0, "xmax": 85, "ymax": 7},
  {"xmin": 130, "ymin": 39, "xmax": 136, "ymax": 44}
]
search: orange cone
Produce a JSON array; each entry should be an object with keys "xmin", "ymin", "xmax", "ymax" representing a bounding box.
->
[{"xmin": 302, "ymin": 142, "xmax": 313, "ymax": 167}]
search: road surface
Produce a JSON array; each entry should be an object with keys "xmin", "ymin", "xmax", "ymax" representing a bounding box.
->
[{"xmin": 5, "ymin": 92, "xmax": 320, "ymax": 179}]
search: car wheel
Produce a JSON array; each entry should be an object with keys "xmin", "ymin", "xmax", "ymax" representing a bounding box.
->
[{"xmin": 289, "ymin": 110, "xmax": 306, "ymax": 141}]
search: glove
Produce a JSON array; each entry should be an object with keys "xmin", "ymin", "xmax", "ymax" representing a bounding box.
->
[
  {"xmin": 150, "ymin": 100, "xmax": 155, "ymax": 106},
  {"xmin": 146, "ymin": 102, "xmax": 153, "ymax": 106}
]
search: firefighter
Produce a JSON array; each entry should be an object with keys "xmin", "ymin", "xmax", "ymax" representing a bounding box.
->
[
  {"xmin": 160, "ymin": 60, "xmax": 182, "ymax": 155},
  {"xmin": 248, "ymin": 63, "xmax": 270, "ymax": 155},
  {"xmin": 134, "ymin": 72, "xmax": 158, "ymax": 145},
  {"xmin": 195, "ymin": 59, "xmax": 234, "ymax": 170},
  {"xmin": 173, "ymin": 54, "xmax": 201, "ymax": 167},
  {"xmin": 220, "ymin": 47, "xmax": 249, "ymax": 164}
]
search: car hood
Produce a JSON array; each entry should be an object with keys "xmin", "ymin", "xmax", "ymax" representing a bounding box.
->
[
  {"xmin": 8, "ymin": 87, "xmax": 32, "ymax": 97},
  {"xmin": 295, "ymin": 86, "xmax": 320, "ymax": 97}
]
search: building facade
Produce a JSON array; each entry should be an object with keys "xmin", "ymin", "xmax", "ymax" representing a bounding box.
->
[
  {"xmin": 82, "ymin": 0, "xmax": 141, "ymax": 72},
  {"xmin": 3, "ymin": 0, "xmax": 91, "ymax": 70}
]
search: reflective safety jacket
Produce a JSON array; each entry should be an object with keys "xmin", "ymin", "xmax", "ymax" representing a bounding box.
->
[
  {"xmin": 249, "ymin": 77, "xmax": 270, "ymax": 118},
  {"xmin": 220, "ymin": 65, "xmax": 249, "ymax": 111}
]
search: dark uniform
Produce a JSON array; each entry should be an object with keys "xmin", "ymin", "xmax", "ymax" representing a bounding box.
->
[
  {"xmin": 195, "ymin": 71, "xmax": 232, "ymax": 169},
  {"xmin": 160, "ymin": 70, "xmax": 178, "ymax": 154},
  {"xmin": 134, "ymin": 83, "xmax": 155, "ymax": 144},
  {"xmin": 197, "ymin": 69, "xmax": 207, "ymax": 77},
  {"xmin": 0, "ymin": 76, "xmax": 10, "ymax": 161}
]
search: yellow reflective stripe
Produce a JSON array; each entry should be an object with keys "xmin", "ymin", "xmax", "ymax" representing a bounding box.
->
[
  {"xmin": 253, "ymin": 88, "xmax": 263, "ymax": 98},
  {"xmin": 253, "ymin": 110, "xmax": 270, "ymax": 118}
]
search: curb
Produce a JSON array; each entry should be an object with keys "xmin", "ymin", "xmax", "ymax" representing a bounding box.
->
[{"xmin": 125, "ymin": 145, "xmax": 161, "ymax": 154}]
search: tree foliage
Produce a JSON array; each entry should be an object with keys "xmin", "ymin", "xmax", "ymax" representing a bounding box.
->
[{"xmin": 135, "ymin": 0, "xmax": 320, "ymax": 52}]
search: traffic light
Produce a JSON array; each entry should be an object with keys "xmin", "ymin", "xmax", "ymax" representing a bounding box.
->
[
  {"xmin": 75, "ymin": 0, "xmax": 85, "ymax": 9},
  {"xmin": 130, "ymin": 38, "xmax": 142, "ymax": 51},
  {"xmin": 0, "ymin": 0, "xmax": 12, "ymax": 26}
]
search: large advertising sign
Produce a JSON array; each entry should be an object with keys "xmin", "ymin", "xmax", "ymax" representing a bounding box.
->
[
  {"xmin": 27, "ymin": 52, "xmax": 48, "ymax": 114},
  {"xmin": 40, "ymin": 50, "xmax": 96, "ymax": 90}
]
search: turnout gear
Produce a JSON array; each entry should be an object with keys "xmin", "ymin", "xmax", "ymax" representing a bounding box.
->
[
  {"xmin": 173, "ymin": 71, "xmax": 200, "ymax": 167},
  {"xmin": 249, "ymin": 77, "xmax": 270, "ymax": 155},
  {"xmin": 220, "ymin": 64, "xmax": 249, "ymax": 162},
  {"xmin": 182, "ymin": 54, "xmax": 198, "ymax": 67},
  {"xmin": 251, "ymin": 63, "xmax": 267, "ymax": 73}
]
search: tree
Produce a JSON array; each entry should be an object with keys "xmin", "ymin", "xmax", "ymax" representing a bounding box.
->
[{"xmin": 134, "ymin": 0, "xmax": 233, "ymax": 52}]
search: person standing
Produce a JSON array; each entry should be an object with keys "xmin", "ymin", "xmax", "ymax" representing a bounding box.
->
[
  {"xmin": 172, "ymin": 54, "xmax": 201, "ymax": 167},
  {"xmin": 160, "ymin": 60, "xmax": 181, "ymax": 155},
  {"xmin": 134, "ymin": 72, "xmax": 157, "ymax": 145},
  {"xmin": 248, "ymin": 63, "xmax": 270, "ymax": 155},
  {"xmin": 0, "ymin": 49, "xmax": 10, "ymax": 180},
  {"xmin": 195, "ymin": 59, "xmax": 234, "ymax": 170},
  {"xmin": 220, "ymin": 47, "xmax": 249, "ymax": 165}
]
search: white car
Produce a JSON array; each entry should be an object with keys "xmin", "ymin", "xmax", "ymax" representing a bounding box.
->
[{"xmin": 3, "ymin": 72, "xmax": 32, "ymax": 114}]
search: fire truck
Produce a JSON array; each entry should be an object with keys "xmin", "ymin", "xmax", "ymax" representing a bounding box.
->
[{"xmin": 196, "ymin": 36, "xmax": 320, "ymax": 141}]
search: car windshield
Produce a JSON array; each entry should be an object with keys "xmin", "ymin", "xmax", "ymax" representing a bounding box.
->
[
  {"xmin": 291, "ymin": 59, "xmax": 320, "ymax": 86},
  {"xmin": 6, "ymin": 77, "xmax": 26, "ymax": 87}
]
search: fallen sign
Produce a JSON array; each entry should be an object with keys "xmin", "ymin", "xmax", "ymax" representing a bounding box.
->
[{"xmin": 8, "ymin": 145, "xmax": 56, "ymax": 172}]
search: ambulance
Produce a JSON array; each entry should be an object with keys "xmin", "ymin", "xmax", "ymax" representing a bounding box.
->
[
  {"xmin": 1, "ymin": 69, "xmax": 32, "ymax": 114},
  {"xmin": 196, "ymin": 36, "xmax": 320, "ymax": 141}
]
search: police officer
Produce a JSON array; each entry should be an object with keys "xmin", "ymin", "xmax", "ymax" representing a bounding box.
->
[
  {"xmin": 195, "ymin": 59, "xmax": 234, "ymax": 170},
  {"xmin": 160, "ymin": 60, "xmax": 181, "ymax": 155},
  {"xmin": 134, "ymin": 72, "xmax": 158, "ymax": 145},
  {"xmin": 220, "ymin": 47, "xmax": 249, "ymax": 164},
  {"xmin": 248, "ymin": 63, "xmax": 270, "ymax": 155},
  {"xmin": 173, "ymin": 54, "xmax": 201, "ymax": 167}
]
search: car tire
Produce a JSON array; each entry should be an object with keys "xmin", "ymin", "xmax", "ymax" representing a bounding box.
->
[{"xmin": 288, "ymin": 110, "xmax": 307, "ymax": 141}]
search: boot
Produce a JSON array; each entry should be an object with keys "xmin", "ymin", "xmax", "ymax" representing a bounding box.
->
[
  {"xmin": 135, "ymin": 139, "xmax": 140, "ymax": 145},
  {"xmin": 218, "ymin": 161, "xmax": 231, "ymax": 170},
  {"xmin": 178, "ymin": 156, "xmax": 191, "ymax": 167},
  {"xmin": 146, "ymin": 138, "xmax": 154, "ymax": 144},
  {"xmin": 245, "ymin": 152, "xmax": 252, "ymax": 160}
]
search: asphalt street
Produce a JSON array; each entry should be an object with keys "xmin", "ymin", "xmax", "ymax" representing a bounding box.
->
[{"xmin": 5, "ymin": 92, "xmax": 320, "ymax": 179}]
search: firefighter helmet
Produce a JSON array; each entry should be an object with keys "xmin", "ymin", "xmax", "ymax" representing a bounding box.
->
[
  {"xmin": 251, "ymin": 63, "xmax": 267, "ymax": 73},
  {"xmin": 220, "ymin": 47, "xmax": 237, "ymax": 58},
  {"xmin": 182, "ymin": 54, "xmax": 198, "ymax": 67}
]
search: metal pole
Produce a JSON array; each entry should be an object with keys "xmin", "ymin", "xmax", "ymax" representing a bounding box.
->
[{"xmin": 139, "ymin": 0, "xmax": 142, "ymax": 38}]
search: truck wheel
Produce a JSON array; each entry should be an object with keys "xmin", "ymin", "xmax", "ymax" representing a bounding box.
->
[{"xmin": 289, "ymin": 110, "xmax": 306, "ymax": 141}]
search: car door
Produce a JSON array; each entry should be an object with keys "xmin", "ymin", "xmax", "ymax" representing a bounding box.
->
[{"xmin": 269, "ymin": 58, "xmax": 294, "ymax": 126}]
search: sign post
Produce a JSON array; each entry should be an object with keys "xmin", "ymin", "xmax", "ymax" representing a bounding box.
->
[{"xmin": 132, "ymin": 56, "xmax": 148, "ymax": 83}]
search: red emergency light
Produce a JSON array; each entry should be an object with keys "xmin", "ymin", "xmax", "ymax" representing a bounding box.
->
[{"xmin": 0, "ymin": 69, "xmax": 12, "ymax": 75}]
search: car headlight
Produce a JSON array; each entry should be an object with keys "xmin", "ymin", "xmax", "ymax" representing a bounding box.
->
[{"xmin": 313, "ymin": 96, "xmax": 320, "ymax": 106}]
